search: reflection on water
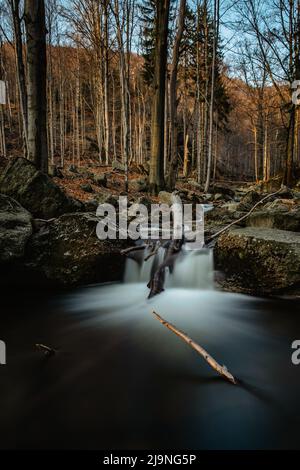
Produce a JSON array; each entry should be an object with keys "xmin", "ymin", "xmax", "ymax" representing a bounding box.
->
[{"xmin": 1, "ymin": 280, "xmax": 300, "ymax": 450}]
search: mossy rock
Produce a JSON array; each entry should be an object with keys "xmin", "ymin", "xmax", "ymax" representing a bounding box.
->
[
  {"xmin": 0, "ymin": 157, "xmax": 83, "ymax": 219},
  {"xmin": 215, "ymin": 227, "xmax": 300, "ymax": 294}
]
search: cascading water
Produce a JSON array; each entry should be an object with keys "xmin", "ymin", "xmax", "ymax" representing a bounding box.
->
[
  {"xmin": 124, "ymin": 202, "xmax": 215, "ymax": 289},
  {"xmin": 124, "ymin": 245, "xmax": 165, "ymax": 284},
  {"xmin": 167, "ymin": 249, "xmax": 214, "ymax": 290},
  {"xmin": 124, "ymin": 245, "xmax": 214, "ymax": 291}
]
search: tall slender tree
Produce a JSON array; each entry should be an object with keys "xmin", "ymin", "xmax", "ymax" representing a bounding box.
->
[
  {"xmin": 11, "ymin": 0, "xmax": 28, "ymax": 155},
  {"xmin": 166, "ymin": 0, "xmax": 187, "ymax": 190},
  {"xmin": 204, "ymin": 0, "xmax": 219, "ymax": 192},
  {"xmin": 24, "ymin": 0, "xmax": 48, "ymax": 172},
  {"xmin": 149, "ymin": 0, "xmax": 170, "ymax": 194}
]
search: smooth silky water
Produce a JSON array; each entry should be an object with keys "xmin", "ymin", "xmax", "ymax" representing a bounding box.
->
[{"xmin": 1, "ymin": 250, "xmax": 300, "ymax": 449}]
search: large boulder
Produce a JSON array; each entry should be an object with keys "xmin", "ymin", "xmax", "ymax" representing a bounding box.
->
[
  {"xmin": 237, "ymin": 190, "xmax": 261, "ymax": 212},
  {"xmin": 129, "ymin": 178, "xmax": 148, "ymax": 192},
  {"xmin": 93, "ymin": 173, "xmax": 107, "ymax": 187},
  {"xmin": 158, "ymin": 191, "xmax": 174, "ymax": 205},
  {"xmin": 187, "ymin": 180, "xmax": 201, "ymax": 191},
  {"xmin": 0, "ymin": 194, "xmax": 32, "ymax": 263},
  {"xmin": 211, "ymin": 183, "xmax": 235, "ymax": 198},
  {"xmin": 80, "ymin": 183, "xmax": 94, "ymax": 193},
  {"xmin": 112, "ymin": 160, "xmax": 125, "ymax": 172},
  {"xmin": 0, "ymin": 157, "xmax": 83, "ymax": 219},
  {"xmin": 95, "ymin": 192, "xmax": 119, "ymax": 208},
  {"xmin": 25, "ymin": 212, "xmax": 131, "ymax": 286},
  {"xmin": 215, "ymin": 227, "xmax": 300, "ymax": 294},
  {"xmin": 247, "ymin": 203, "xmax": 300, "ymax": 232}
]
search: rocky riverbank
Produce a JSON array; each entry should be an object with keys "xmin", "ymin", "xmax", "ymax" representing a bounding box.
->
[
  {"xmin": 209, "ymin": 189, "xmax": 300, "ymax": 296},
  {"xmin": 0, "ymin": 158, "xmax": 130, "ymax": 287},
  {"xmin": 0, "ymin": 156, "xmax": 299, "ymax": 295}
]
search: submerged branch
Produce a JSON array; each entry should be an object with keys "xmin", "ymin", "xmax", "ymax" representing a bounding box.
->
[
  {"xmin": 152, "ymin": 311, "xmax": 237, "ymax": 385},
  {"xmin": 35, "ymin": 344, "xmax": 56, "ymax": 357}
]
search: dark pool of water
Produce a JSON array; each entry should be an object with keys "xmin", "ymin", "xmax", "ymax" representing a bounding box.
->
[{"xmin": 0, "ymin": 283, "xmax": 300, "ymax": 450}]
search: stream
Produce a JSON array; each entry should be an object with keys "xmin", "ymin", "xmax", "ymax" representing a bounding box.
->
[{"xmin": 1, "ymin": 250, "xmax": 300, "ymax": 449}]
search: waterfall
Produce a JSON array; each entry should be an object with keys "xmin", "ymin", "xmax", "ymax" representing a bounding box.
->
[
  {"xmin": 123, "ymin": 245, "xmax": 162, "ymax": 284},
  {"xmin": 167, "ymin": 249, "xmax": 214, "ymax": 290},
  {"xmin": 124, "ymin": 246, "xmax": 214, "ymax": 291},
  {"xmin": 123, "ymin": 258, "xmax": 141, "ymax": 283}
]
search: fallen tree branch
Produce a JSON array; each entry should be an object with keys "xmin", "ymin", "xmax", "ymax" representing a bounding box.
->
[
  {"xmin": 152, "ymin": 311, "xmax": 237, "ymax": 384},
  {"xmin": 207, "ymin": 188, "xmax": 282, "ymax": 243},
  {"xmin": 35, "ymin": 344, "xmax": 56, "ymax": 357},
  {"xmin": 121, "ymin": 245, "xmax": 146, "ymax": 256},
  {"xmin": 148, "ymin": 239, "xmax": 184, "ymax": 298},
  {"xmin": 144, "ymin": 241, "xmax": 161, "ymax": 261}
]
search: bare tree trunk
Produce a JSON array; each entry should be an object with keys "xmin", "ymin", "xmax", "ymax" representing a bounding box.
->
[
  {"xmin": 295, "ymin": 105, "xmax": 299, "ymax": 165},
  {"xmin": 213, "ymin": 118, "xmax": 218, "ymax": 182},
  {"xmin": 113, "ymin": 0, "xmax": 130, "ymax": 190},
  {"xmin": 166, "ymin": 0, "xmax": 186, "ymax": 190},
  {"xmin": 149, "ymin": 0, "xmax": 170, "ymax": 194},
  {"xmin": 75, "ymin": 57, "xmax": 80, "ymax": 165},
  {"xmin": 254, "ymin": 125, "xmax": 258, "ymax": 182},
  {"xmin": 48, "ymin": 58, "xmax": 54, "ymax": 165},
  {"xmin": 196, "ymin": 4, "xmax": 202, "ymax": 183},
  {"xmin": 204, "ymin": 0, "xmax": 219, "ymax": 192},
  {"xmin": 0, "ymin": 104, "xmax": 6, "ymax": 157},
  {"xmin": 103, "ymin": 0, "xmax": 110, "ymax": 165},
  {"xmin": 285, "ymin": 104, "xmax": 295, "ymax": 186},
  {"xmin": 164, "ymin": 75, "xmax": 169, "ymax": 175},
  {"xmin": 202, "ymin": 2, "xmax": 209, "ymax": 184},
  {"xmin": 59, "ymin": 65, "xmax": 65, "ymax": 167},
  {"xmin": 263, "ymin": 114, "xmax": 268, "ymax": 181},
  {"xmin": 24, "ymin": 0, "xmax": 48, "ymax": 173},
  {"xmin": 11, "ymin": 0, "xmax": 28, "ymax": 156},
  {"xmin": 183, "ymin": 133, "xmax": 189, "ymax": 178},
  {"xmin": 111, "ymin": 71, "xmax": 117, "ymax": 161}
]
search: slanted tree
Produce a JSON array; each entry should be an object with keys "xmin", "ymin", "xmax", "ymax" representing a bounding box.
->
[{"xmin": 24, "ymin": 0, "xmax": 48, "ymax": 173}]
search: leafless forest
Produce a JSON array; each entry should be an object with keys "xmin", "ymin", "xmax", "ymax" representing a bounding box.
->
[{"xmin": 0, "ymin": 0, "xmax": 299, "ymax": 193}]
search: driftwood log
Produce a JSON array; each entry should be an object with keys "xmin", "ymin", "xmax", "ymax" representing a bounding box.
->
[{"xmin": 152, "ymin": 311, "xmax": 237, "ymax": 384}]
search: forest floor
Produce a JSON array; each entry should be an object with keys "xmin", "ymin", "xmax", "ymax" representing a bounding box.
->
[{"xmin": 0, "ymin": 156, "xmax": 234, "ymax": 205}]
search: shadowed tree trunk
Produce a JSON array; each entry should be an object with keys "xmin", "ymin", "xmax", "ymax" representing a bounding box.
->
[
  {"xmin": 285, "ymin": 105, "xmax": 295, "ymax": 186},
  {"xmin": 103, "ymin": 0, "xmax": 110, "ymax": 165},
  {"xmin": 166, "ymin": 0, "xmax": 186, "ymax": 190},
  {"xmin": 204, "ymin": 0, "xmax": 219, "ymax": 193},
  {"xmin": 149, "ymin": 0, "xmax": 170, "ymax": 194},
  {"xmin": 11, "ymin": 0, "xmax": 28, "ymax": 156},
  {"xmin": 24, "ymin": 0, "xmax": 48, "ymax": 173}
]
